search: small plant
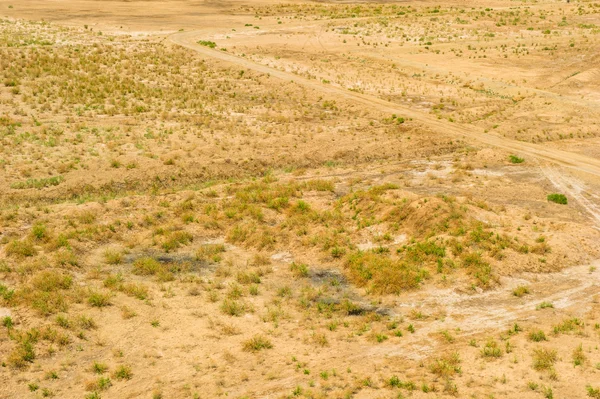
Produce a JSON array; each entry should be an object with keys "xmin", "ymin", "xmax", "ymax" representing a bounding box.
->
[
  {"xmin": 103, "ymin": 249, "xmax": 122, "ymax": 265},
  {"xmin": 587, "ymin": 385, "xmax": 600, "ymax": 399},
  {"xmin": 532, "ymin": 348, "xmax": 557, "ymax": 371},
  {"xmin": 509, "ymin": 155, "xmax": 524, "ymax": 164},
  {"xmin": 196, "ymin": 244, "xmax": 226, "ymax": 262},
  {"xmin": 92, "ymin": 362, "xmax": 108, "ymax": 374},
  {"xmin": 290, "ymin": 262, "xmax": 309, "ymax": 278},
  {"xmin": 481, "ymin": 338, "xmax": 502, "ymax": 359},
  {"xmin": 11, "ymin": 175, "xmax": 64, "ymax": 189},
  {"xmin": 528, "ymin": 330, "xmax": 547, "ymax": 342},
  {"xmin": 429, "ymin": 352, "xmax": 461, "ymax": 378},
  {"xmin": 375, "ymin": 333, "xmax": 388, "ymax": 343},
  {"xmin": 31, "ymin": 223, "xmax": 47, "ymax": 240},
  {"xmin": 88, "ymin": 291, "xmax": 112, "ymax": 307},
  {"xmin": 79, "ymin": 315, "xmax": 97, "ymax": 330},
  {"xmin": 221, "ymin": 299, "xmax": 247, "ymax": 316},
  {"xmin": 573, "ymin": 344, "xmax": 586, "ymax": 366},
  {"xmin": 113, "ymin": 365, "xmax": 132, "ymax": 380},
  {"xmin": 542, "ymin": 385, "xmax": 554, "ymax": 399},
  {"xmin": 553, "ymin": 318, "xmax": 583, "ymax": 334},
  {"xmin": 512, "ymin": 285, "xmax": 530, "ymax": 297},
  {"xmin": 55, "ymin": 315, "xmax": 71, "ymax": 329},
  {"xmin": 198, "ymin": 40, "xmax": 217, "ymax": 48},
  {"xmin": 5, "ymin": 239, "xmax": 36, "ymax": 257},
  {"xmin": 537, "ymin": 301, "xmax": 554, "ymax": 310},
  {"xmin": 547, "ymin": 193, "xmax": 567, "ymax": 205},
  {"xmin": 242, "ymin": 335, "xmax": 273, "ymax": 352},
  {"xmin": 2, "ymin": 316, "xmax": 13, "ymax": 328},
  {"xmin": 132, "ymin": 257, "xmax": 161, "ymax": 275}
]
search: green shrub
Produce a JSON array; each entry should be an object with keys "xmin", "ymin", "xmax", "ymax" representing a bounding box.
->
[
  {"xmin": 547, "ymin": 193, "xmax": 567, "ymax": 205},
  {"xmin": 553, "ymin": 318, "xmax": 583, "ymax": 334},
  {"xmin": 113, "ymin": 365, "xmax": 132, "ymax": 380},
  {"xmin": 88, "ymin": 291, "xmax": 111, "ymax": 307},
  {"xmin": 509, "ymin": 155, "xmax": 524, "ymax": 164},
  {"xmin": 103, "ymin": 249, "xmax": 122, "ymax": 265},
  {"xmin": 290, "ymin": 262, "xmax": 309, "ymax": 278},
  {"xmin": 243, "ymin": 335, "xmax": 273, "ymax": 352},
  {"xmin": 5, "ymin": 239, "xmax": 36, "ymax": 257},
  {"xmin": 195, "ymin": 244, "xmax": 225, "ymax": 262},
  {"xmin": 31, "ymin": 223, "xmax": 47, "ymax": 241},
  {"xmin": 198, "ymin": 40, "xmax": 216, "ymax": 48},
  {"xmin": 528, "ymin": 330, "xmax": 547, "ymax": 342},
  {"xmin": 344, "ymin": 251, "xmax": 427, "ymax": 294},
  {"xmin": 481, "ymin": 338, "xmax": 502, "ymax": 358},
  {"xmin": 132, "ymin": 257, "xmax": 161, "ymax": 275},
  {"xmin": 2, "ymin": 316, "xmax": 13, "ymax": 328},
  {"xmin": 587, "ymin": 385, "xmax": 600, "ymax": 399},
  {"xmin": 221, "ymin": 299, "xmax": 247, "ymax": 316},
  {"xmin": 532, "ymin": 348, "xmax": 557, "ymax": 371},
  {"xmin": 512, "ymin": 285, "xmax": 529, "ymax": 297},
  {"xmin": 429, "ymin": 352, "xmax": 461, "ymax": 378},
  {"xmin": 162, "ymin": 231, "xmax": 193, "ymax": 252},
  {"xmin": 32, "ymin": 271, "xmax": 72, "ymax": 292},
  {"xmin": 8, "ymin": 343, "xmax": 35, "ymax": 368},
  {"xmin": 10, "ymin": 175, "xmax": 64, "ymax": 189}
]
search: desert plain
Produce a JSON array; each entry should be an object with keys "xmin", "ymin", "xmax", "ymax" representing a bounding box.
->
[{"xmin": 1, "ymin": 0, "xmax": 600, "ymax": 398}]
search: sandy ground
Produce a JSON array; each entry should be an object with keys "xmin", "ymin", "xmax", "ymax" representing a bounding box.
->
[{"xmin": 1, "ymin": 1, "xmax": 600, "ymax": 398}]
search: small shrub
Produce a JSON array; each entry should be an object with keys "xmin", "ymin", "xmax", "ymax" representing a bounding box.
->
[
  {"xmin": 2, "ymin": 316, "xmax": 13, "ymax": 328},
  {"xmin": 509, "ymin": 155, "xmax": 524, "ymax": 164},
  {"xmin": 242, "ymin": 335, "xmax": 273, "ymax": 352},
  {"xmin": 113, "ymin": 365, "xmax": 133, "ymax": 380},
  {"xmin": 221, "ymin": 299, "xmax": 247, "ymax": 316},
  {"xmin": 92, "ymin": 362, "xmax": 108, "ymax": 374},
  {"xmin": 512, "ymin": 285, "xmax": 530, "ymax": 297},
  {"xmin": 481, "ymin": 338, "xmax": 502, "ymax": 358},
  {"xmin": 532, "ymin": 348, "xmax": 557, "ymax": 371},
  {"xmin": 88, "ymin": 291, "xmax": 111, "ymax": 307},
  {"xmin": 162, "ymin": 231, "xmax": 193, "ymax": 252},
  {"xmin": 198, "ymin": 40, "xmax": 217, "ymax": 48},
  {"xmin": 5, "ymin": 239, "xmax": 36, "ymax": 257},
  {"xmin": 78, "ymin": 315, "xmax": 97, "ymax": 330},
  {"xmin": 103, "ymin": 250, "xmax": 122, "ymax": 265},
  {"xmin": 55, "ymin": 315, "xmax": 71, "ymax": 329},
  {"xmin": 31, "ymin": 223, "xmax": 47, "ymax": 241},
  {"xmin": 587, "ymin": 385, "xmax": 600, "ymax": 399},
  {"xmin": 196, "ymin": 243, "xmax": 226, "ymax": 262},
  {"xmin": 7, "ymin": 340, "xmax": 35, "ymax": 368},
  {"xmin": 573, "ymin": 344, "xmax": 586, "ymax": 366},
  {"xmin": 11, "ymin": 175, "xmax": 64, "ymax": 189},
  {"xmin": 132, "ymin": 257, "xmax": 161, "ymax": 275},
  {"xmin": 553, "ymin": 318, "xmax": 583, "ymax": 334},
  {"xmin": 32, "ymin": 270, "xmax": 73, "ymax": 292},
  {"xmin": 547, "ymin": 194, "xmax": 567, "ymax": 205},
  {"xmin": 236, "ymin": 272, "xmax": 261, "ymax": 285},
  {"xmin": 429, "ymin": 352, "xmax": 461, "ymax": 378},
  {"xmin": 290, "ymin": 262, "xmax": 309, "ymax": 278},
  {"xmin": 537, "ymin": 301, "xmax": 554, "ymax": 310},
  {"xmin": 528, "ymin": 330, "xmax": 547, "ymax": 342}
]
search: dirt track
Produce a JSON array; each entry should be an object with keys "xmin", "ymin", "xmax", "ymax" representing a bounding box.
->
[{"xmin": 169, "ymin": 30, "xmax": 600, "ymax": 179}]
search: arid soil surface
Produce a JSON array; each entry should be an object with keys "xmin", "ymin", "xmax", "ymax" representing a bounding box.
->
[{"xmin": 1, "ymin": 1, "xmax": 600, "ymax": 398}]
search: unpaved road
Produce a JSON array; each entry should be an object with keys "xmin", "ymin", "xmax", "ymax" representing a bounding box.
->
[{"xmin": 170, "ymin": 31, "xmax": 600, "ymax": 179}]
